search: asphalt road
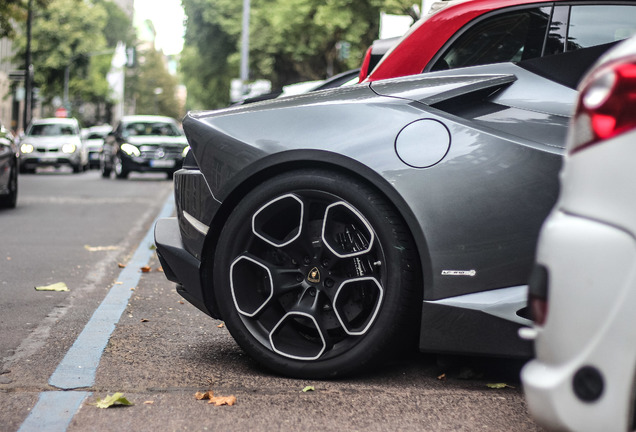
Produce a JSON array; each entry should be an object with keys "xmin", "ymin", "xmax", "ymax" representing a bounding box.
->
[{"xmin": 0, "ymin": 168, "xmax": 543, "ymax": 431}]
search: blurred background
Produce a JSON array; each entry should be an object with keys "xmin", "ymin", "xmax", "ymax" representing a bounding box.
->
[{"xmin": 0, "ymin": 0, "xmax": 435, "ymax": 133}]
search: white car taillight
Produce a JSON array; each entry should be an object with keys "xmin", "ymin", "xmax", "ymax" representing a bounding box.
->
[{"xmin": 569, "ymin": 58, "xmax": 636, "ymax": 154}]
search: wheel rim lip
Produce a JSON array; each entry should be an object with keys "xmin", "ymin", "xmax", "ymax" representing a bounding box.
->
[
  {"xmin": 230, "ymin": 188, "xmax": 387, "ymax": 362},
  {"xmin": 115, "ymin": 155, "xmax": 122, "ymax": 174}
]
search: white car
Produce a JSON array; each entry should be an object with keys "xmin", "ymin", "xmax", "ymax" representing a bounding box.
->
[
  {"xmin": 19, "ymin": 117, "xmax": 88, "ymax": 174},
  {"xmin": 521, "ymin": 36, "xmax": 636, "ymax": 431},
  {"xmin": 82, "ymin": 125, "xmax": 112, "ymax": 169}
]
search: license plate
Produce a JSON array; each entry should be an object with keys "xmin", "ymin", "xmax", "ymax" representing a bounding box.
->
[
  {"xmin": 150, "ymin": 159, "xmax": 175, "ymax": 168},
  {"xmin": 39, "ymin": 158, "xmax": 57, "ymax": 163}
]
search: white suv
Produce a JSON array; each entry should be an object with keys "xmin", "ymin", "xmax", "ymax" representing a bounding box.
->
[
  {"xmin": 521, "ymin": 36, "xmax": 636, "ymax": 431},
  {"xmin": 19, "ymin": 117, "xmax": 88, "ymax": 174}
]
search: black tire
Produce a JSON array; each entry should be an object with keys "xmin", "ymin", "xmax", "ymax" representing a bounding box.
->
[
  {"xmin": 0, "ymin": 163, "xmax": 17, "ymax": 208},
  {"xmin": 72, "ymin": 163, "xmax": 81, "ymax": 173},
  {"xmin": 114, "ymin": 154, "xmax": 129, "ymax": 179},
  {"xmin": 100, "ymin": 156, "xmax": 111, "ymax": 178},
  {"xmin": 212, "ymin": 169, "xmax": 419, "ymax": 379}
]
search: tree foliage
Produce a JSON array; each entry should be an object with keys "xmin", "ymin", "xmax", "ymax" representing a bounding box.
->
[
  {"xmin": 0, "ymin": 0, "xmax": 51, "ymax": 40},
  {"xmin": 12, "ymin": 0, "xmax": 108, "ymax": 107},
  {"xmin": 129, "ymin": 48, "xmax": 181, "ymax": 119},
  {"xmin": 181, "ymin": 0, "xmax": 420, "ymax": 110}
]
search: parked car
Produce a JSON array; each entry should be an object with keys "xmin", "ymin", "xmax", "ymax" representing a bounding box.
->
[
  {"xmin": 237, "ymin": 69, "xmax": 361, "ymax": 105},
  {"xmin": 82, "ymin": 124, "xmax": 112, "ymax": 169},
  {"xmin": 0, "ymin": 122, "xmax": 18, "ymax": 208},
  {"xmin": 18, "ymin": 117, "xmax": 87, "ymax": 174},
  {"xmin": 358, "ymin": 37, "xmax": 399, "ymax": 82},
  {"xmin": 521, "ymin": 36, "xmax": 636, "ymax": 432},
  {"xmin": 154, "ymin": 43, "xmax": 614, "ymax": 379},
  {"xmin": 361, "ymin": 0, "xmax": 636, "ymax": 82},
  {"xmin": 101, "ymin": 115, "xmax": 188, "ymax": 179}
]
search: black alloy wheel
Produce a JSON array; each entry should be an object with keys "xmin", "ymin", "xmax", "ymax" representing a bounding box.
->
[{"xmin": 213, "ymin": 170, "xmax": 419, "ymax": 378}]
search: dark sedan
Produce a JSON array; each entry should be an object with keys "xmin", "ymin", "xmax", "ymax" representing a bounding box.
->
[
  {"xmin": 0, "ymin": 123, "xmax": 17, "ymax": 208},
  {"xmin": 101, "ymin": 115, "xmax": 188, "ymax": 179},
  {"xmin": 155, "ymin": 44, "xmax": 612, "ymax": 379}
]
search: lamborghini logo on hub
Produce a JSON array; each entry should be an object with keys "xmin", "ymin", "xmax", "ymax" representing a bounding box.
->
[{"xmin": 307, "ymin": 267, "xmax": 320, "ymax": 283}]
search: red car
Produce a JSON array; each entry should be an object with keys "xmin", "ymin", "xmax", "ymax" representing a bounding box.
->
[{"xmin": 360, "ymin": 0, "xmax": 636, "ymax": 82}]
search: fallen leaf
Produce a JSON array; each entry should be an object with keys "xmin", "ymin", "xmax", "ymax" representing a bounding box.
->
[
  {"xmin": 35, "ymin": 282, "xmax": 69, "ymax": 292},
  {"xmin": 115, "ymin": 281, "xmax": 123, "ymax": 285},
  {"xmin": 149, "ymin": 244, "xmax": 157, "ymax": 250},
  {"xmin": 140, "ymin": 318, "xmax": 149, "ymax": 322},
  {"xmin": 195, "ymin": 391, "xmax": 213, "ymax": 400},
  {"xmin": 217, "ymin": 323, "xmax": 225, "ymax": 328},
  {"xmin": 118, "ymin": 263, "xmax": 126, "ymax": 268},
  {"xmin": 178, "ymin": 301, "xmax": 184, "ymax": 304},
  {"xmin": 85, "ymin": 245, "xmax": 120, "ymax": 252},
  {"xmin": 487, "ymin": 383, "xmax": 515, "ymax": 389},
  {"xmin": 157, "ymin": 267, "xmax": 163, "ymax": 272},
  {"xmin": 437, "ymin": 373, "xmax": 446, "ymax": 381},
  {"xmin": 208, "ymin": 395, "xmax": 236, "ymax": 406},
  {"xmin": 92, "ymin": 393, "xmax": 133, "ymax": 409},
  {"xmin": 144, "ymin": 401, "xmax": 154, "ymax": 405},
  {"xmin": 302, "ymin": 386, "xmax": 315, "ymax": 393},
  {"xmin": 140, "ymin": 266, "xmax": 151, "ymax": 273}
]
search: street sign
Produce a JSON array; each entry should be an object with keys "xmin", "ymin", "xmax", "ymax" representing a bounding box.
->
[{"xmin": 55, "ymin": 107, "xmax": 68, "ymax": 118}]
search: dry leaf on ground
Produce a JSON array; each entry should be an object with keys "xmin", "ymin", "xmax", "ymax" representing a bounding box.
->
[
  {"xmin": 34, "ymin": 282, "xmax": 69, "ymax": 292},
  {"xmin": 140, "ymin": 266, "xmax": 151, "ymax": 273},
  {"xmin": 92, "ymin": 393, "xmax": 133, "ymax": 408},
  {"xmin": 208, "ymin": 396, "xmax": 236, "ymax": 406},
  {"xmin": 487, "ymin": 383, "xmax": 515, "ymax": 389},
  {"xmin": 195, "ymin": 391, "xmax": 213, "ymax": 400}
]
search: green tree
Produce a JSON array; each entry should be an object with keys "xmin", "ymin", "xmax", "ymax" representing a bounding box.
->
[
  {"xmin": 180, "ymin": 0, "xmax": 419, "ymax": 109},
  {"xmin": 13, "ymin": 0, "xmax": 108, "ymax": 109},
  {"xmin": 129, "ymin": 48, "xmax": 181, "ymax": 119},
  {"xmin": 0, "ymin": 0, "xmax": 50, "ymax": 40},
  {"xmin": 181, "ymin": 0, "xmax": 241, "ymax": 109}
]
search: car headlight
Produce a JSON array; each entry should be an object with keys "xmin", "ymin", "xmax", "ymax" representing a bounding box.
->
[
  {"xmin": 62, "ymin": 143, "xmax": 77, "ymax": 154},
  {"xmin": 120, "ymin": 143, "xmax": 141, "ymax": 157},
  {"xmin": 182, "ymin": 146, "xmax": 190, "ymax": 157},
  {"xmin": 20, "ymin": 143, "xmax": 34, "ymax": 154}
]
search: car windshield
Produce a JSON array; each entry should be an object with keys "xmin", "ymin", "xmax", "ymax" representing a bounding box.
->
[
  {"xmin": 122, "ymin": 121, "xmax": 181, "ymax": 138},
  {"xmin": 28, "ymin": 123, "xmax": 78, "ymax": 136}
]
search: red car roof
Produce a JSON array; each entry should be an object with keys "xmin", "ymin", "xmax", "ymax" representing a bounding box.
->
[{"xmin": 365, "ymin": 0, "xmax": 566, "ymax": 82}]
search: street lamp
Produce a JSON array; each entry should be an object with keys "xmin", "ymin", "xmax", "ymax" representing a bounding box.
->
[
  {"xmin": 23, "ymin": 0, "xmax": 33, "ymax": 129},
  {"xmin": 240, "ymin": 0, "xmax": 250, "ymax": 95}
]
